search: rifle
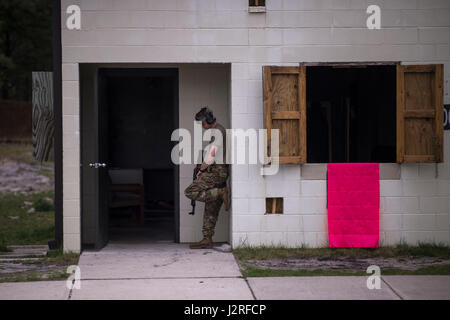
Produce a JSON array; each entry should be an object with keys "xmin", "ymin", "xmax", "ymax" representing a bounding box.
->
[{"xmin": 188, "ymin": 164, "xmax": 202, "ymax": 215}]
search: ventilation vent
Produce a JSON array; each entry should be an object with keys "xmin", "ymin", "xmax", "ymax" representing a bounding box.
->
[{"xmin": 266, "ymin": 197, "xmax": 283, "ymax": 214}]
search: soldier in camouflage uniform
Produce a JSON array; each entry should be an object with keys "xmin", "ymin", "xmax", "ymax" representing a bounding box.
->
[{"xmin": 184, "ymin": 107, "xmax": 230, "ymax": 249}]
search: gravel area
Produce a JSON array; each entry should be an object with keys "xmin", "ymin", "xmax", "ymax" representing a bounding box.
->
[
  {"xmin": 247, "ymin": 257, "xmax": 450, "ymax": 271},
  {"xmin": 0, "ymin": 159, "xmax": 53, "ymax": 193}
]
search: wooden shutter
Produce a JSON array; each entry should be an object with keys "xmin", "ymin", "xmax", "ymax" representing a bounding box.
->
[
  {"xmin": 397, "ymin": 64, "xmax": 443, "ymax": 163},
  {"xmin": 263, "ymin": 66, "xmax": 307, "ymax": 164}
]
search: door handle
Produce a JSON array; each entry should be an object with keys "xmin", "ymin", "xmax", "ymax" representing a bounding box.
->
[{"xmin": 89, "ymin": 163, "xmax": 107, "ymax": 168}]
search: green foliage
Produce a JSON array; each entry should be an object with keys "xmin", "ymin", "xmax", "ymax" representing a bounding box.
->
[
  {"xmin": 0, "ymin": 0, "xmax": 53, "ymax": 101},
  {"xmin": 242, "ymin": 264, "xmax": 366, "ymax": 278},
  {"xmin": 34, "ymin": 198, "xmax": 54, "ymax": 212},
  {"xmin": 0, "ymin": 234, "xmax": 11, "ymax": 252},
  {"xmin": 0, "ymin": 271, "xmax": 69, "ymax": 283},
  {"xmin": 234, "ymin": 243, "xmax": 450, "ymax": 278},
  {"xmin": 0, "ymin": 248, "xmax": 80, "ymax": 283},
  {"xmin": 45, "ymin": 248, "xmax": 80, "ymax": 265},
  {"xmin": 233, "ymin": 243, "xmax": 450, "ymax": 261},
  {"xmin": 0, "ymin": 191, "xmax": 54, "ymax": 245},
  {"xmin": 241, "ymin": 264, "xmax": 450, "ymax": 278}
]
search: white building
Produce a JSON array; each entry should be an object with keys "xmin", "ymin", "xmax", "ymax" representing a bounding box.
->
[{"xmin": 57, "ymin": 0, "xmax": 450, "ymax": 253}]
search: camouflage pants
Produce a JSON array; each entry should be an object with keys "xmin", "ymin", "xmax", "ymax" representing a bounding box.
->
[{"xmin": 184, "ymin": 165, "xmax": 228, "ymax": 238}]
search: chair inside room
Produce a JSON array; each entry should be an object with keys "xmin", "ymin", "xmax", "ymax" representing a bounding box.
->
[{"xmin": 108, "ymin": 168, "xmax": 145, "ymax": 226}]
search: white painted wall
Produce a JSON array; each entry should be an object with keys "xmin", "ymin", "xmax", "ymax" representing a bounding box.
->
[
  {"xmin": 61, "ymin": 0, "xmax": 450, "ymax": 251},
  {"xmin": 178, "ymin": 64, "xmax": 231, "ymax": 243}
]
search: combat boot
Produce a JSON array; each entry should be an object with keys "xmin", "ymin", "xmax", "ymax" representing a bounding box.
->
[
  {"xmin": 189, "ymin": 236, "xmax": 213, "ymax": 249},
  {"xmin": 220, "ymin": 187, "xmax": 230, "ymax": 211}
]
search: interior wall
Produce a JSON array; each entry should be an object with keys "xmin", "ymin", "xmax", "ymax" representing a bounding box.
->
[
  {"xmin": 178, "ymin": 64, "xmax": 231, "ymax": 243},
  {"xmin": 80, "ymin": 64, "xmax": 98, "ymax": 246}
]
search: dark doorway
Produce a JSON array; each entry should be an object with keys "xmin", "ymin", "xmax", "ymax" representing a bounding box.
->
[
  {"xmin": 81, "ymin": 67, "xmax": 179, "ymax": 249},
  {"xmin": 306, "ymin": 65, "xmax": 396, "ymax": 163}
]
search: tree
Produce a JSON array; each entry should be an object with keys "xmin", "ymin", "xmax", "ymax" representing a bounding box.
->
[{"xmin": 0, "ymin": 0, "xmax": 52, "ymax": 101}]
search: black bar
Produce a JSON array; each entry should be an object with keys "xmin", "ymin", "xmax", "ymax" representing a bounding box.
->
[
  {"xmin": 444, "ymin": 105, "xmax": 450, "ymax": 130},
  {"xmin": 1, "ymin": 300, "xmax": 447, "ymax": 318},
  {"xmin": 51, "ymin": 0, "xmax": 63, "ymax": 249},
  {"xmin": 174, "ymin": 69, "xmax": 180, "ymax": 243}
]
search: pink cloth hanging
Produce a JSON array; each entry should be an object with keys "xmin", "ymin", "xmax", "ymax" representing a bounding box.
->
[{"xmin": 327, "ymin": 163, "xmax": 379, "ymax": 248}]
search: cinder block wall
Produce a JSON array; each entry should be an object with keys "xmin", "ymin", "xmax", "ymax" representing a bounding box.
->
[
  {"xmin": 229, "ymin": 0, "xmax": 450, "ymax": 248},
  {"xmin": 61, "ymin": 0, "xmax": 450, "ymax": 251}
]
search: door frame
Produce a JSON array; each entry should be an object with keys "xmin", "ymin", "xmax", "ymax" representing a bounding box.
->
[{"xmin": 80, "ymin": 66, "xmax": 180, "ymax": 249}]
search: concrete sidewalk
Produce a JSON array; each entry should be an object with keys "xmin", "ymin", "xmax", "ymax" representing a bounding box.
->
[
  {"xmin": 0, "ymin": 243, "xmax": 449, "ymax": 300},
  {"xmin": 247, "ymin": 275, "xmax": 450, "ymax": 300},
  {"xmin": 70, "ymin": 242, "xmax": 252, "ymax": 300}
]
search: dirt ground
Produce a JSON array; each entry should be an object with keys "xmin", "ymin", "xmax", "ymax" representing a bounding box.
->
[
  {"xmin": 0, "ymin": 259, "xmax": 72, "ymax": 282},
  {"xmin": 0, "ymin": 260, "xmax": 60, "ymax": 275},
  {"xmin": 247, "ymin": 257, "xmax": 450, "ymax": 271},
  {"xmin": 0, "ymin": 158, "xmax": 53, "ymax": 193},
  {"xmin": 0, "ymin": 246, "xmax": 79, "ymax": 282}
]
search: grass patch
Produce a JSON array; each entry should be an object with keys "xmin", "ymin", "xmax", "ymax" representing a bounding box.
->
[
  {"xmin": 234, "ymin": 243, "xmax": 450, "ymax": 278},
  {"xmin": 36, "ymin": 167, "xmax": 55, "ymax": 180},
  {"xmin": 0, "ymin": 191, "xmax": 55, "ymax": 246},
  {"xmin": 233, "ymin": 243, "xmax": 450, "ymax": 261},
  {"xmin": 382, "ymin": 265, "xmax": 450, "ymax": 275},
  {"xmin": 0, "ymin": 142, "xmax": 53, "ymax": 168},
  {"xmin": 0, "ymin": 237, "xmax": 11, "ymax": 252},
  {"xmin": 241, "ymin": 264, "xmax": 366, "ymax": 277},
  {"xmin": 33, "ymin": 198, "xmax": 54, "ymax": 212},
  {"xmin": 241, "ymin": 264, "xmax": 450, "ymax": 278},
  {"xmin": 0, "ymin": 143, "xmax": 54, "ymax": 182},
  {"xmin": 0, "ymin": 271, "xmax": 70, "ymax": 283},
  {"xmin": 44, "ymin": 249, "xmax": 80, "ymax": 265},
  {"xmin": 4, "ymin": 249, "xmax": 79, "ymax": 266},
  {"xmin": 0, "ymin": 249, "xmax": 80, "ymax": 283}
]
